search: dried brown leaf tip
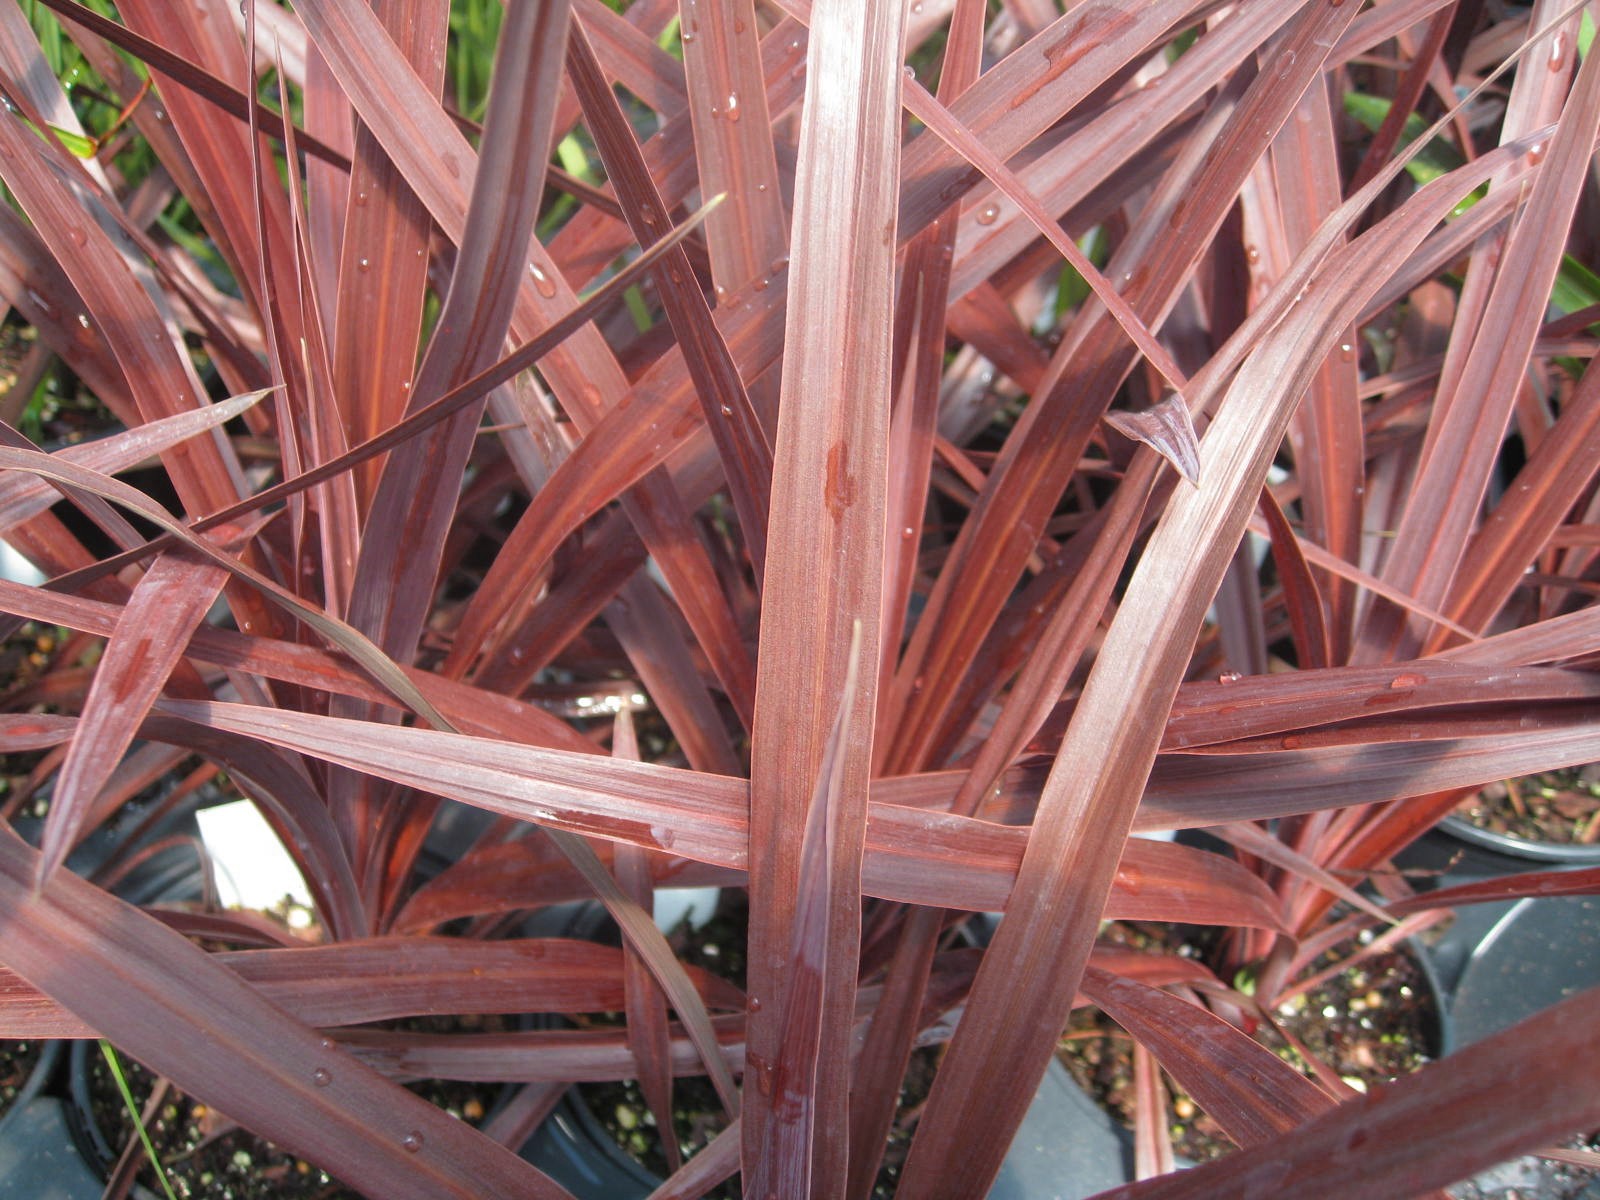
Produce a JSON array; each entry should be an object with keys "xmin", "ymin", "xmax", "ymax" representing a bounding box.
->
[{"xmin": 1103, "ymin": 393, "xmax": 1201, "ymax": 485}]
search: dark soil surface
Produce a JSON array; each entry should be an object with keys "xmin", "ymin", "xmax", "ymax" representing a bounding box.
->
[
  {"xmin": 1271, "ymin": 939, "xmax": 1438, "ymax": 1088},
  {"xmin": 0, "ymin": 1038, "xmax": 45, "ymax": 1116},
  {"xmin": 1058, "ymin": 932, "xmax": 1440, "ymax": 1165},
  {"xmin": 582, "ymin": 1046, "xmax": 939, "ymax": 1199},
  {"xmin": 573, "ymin": 891, "xmax": 936, "ymax": 1198},
  {"xmin": 1454, "ymin": 765, "xmax": 1600, "ymax": 846}
]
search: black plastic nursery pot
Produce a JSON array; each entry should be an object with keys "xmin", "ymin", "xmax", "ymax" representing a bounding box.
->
[
  {"xmin": 1438, "ymin": 765, "xmax": 1600, "ymax": 869},
  {"xmin": 520, "ymin": 1091, "xmax": 663, "ymax": 1200},
  {"xmin": 1395, "ymin": 828, "xmax": 1600, "ymax": 1199},
  {"xmin": 1448, "ymin": 894, "xmax": 1600, "ymax": 1048},
  {"xmin": 518, "ymin": 1052, "xmax": 1126, "ymax": 1200},
  {"xmin": 0, "ymin": 1038, "xmax": 104, "ymax": 1200},
  {"xmin": 1431, "ymin": 898, "xmax": 1600, "ymax": 1200},
  {"xmin": 519, "ymin": 898, "xmax": 1127, "ymax": 1199},
  {"xmin": 1437, "ymin": 812, "xmax": 1600, "ymax": 868},
  {"xmin": 1396, "ymin": 820, "xmax": 1600, "ymax": 1002}
]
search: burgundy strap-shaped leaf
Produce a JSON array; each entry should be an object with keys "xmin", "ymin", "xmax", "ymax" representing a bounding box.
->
[
  {"xmin": 152, "ymin": 693, "xmax": 1575, "ymax": 926},
  {"xmin": 742, "ymin": 0, "xmax": 904, "ymax": 1187},
  {"xmin": 294, "ymin": 0, "xmax": 759, "ymax": 725},
  {"xmin": 647, "ymin": 1119, "xmax": 743, "ymax": 1200},
  {"xmin": 37, "ymin": 548, "xmax": 228, "ymax": 883},
  {"xmin": 895, "ymin": 44, "xmax": 1501, "ymax": 1196},
  {"xmin": 0, "ymin": 63, "xmax": 245, "ymax": 521},
  {"xmin": 345, "ymin": 0, "xmax": 569, "ymax": 666},
  {"xmin": 1389, "ymin": 866, "xmax": 1600, "ymax": 913},
  {"xmin": 1082, "ymin": 966, "xmax": 1335, "ymax": 1150},
  {"xmin": 844, "ymin": 2, "xmax": 988, "ymax": 1188},
  {"xmin": 0, "ymin": 577, "xmax": 595, "ymax": 756},
  {"xmin": 566, "ymin": 14, "xmax": 773, "ymax": 572},
  {"xmin": 0, "ymin": 939, "xmax": 743, "ymax": 1036},
  {"xmin": 611, "ymin": 710, "xmax": 681, "ymax": 1173},
  {"xmin": 0, "ymin": 827, "xmax": 575, "ymax": 1199},
  {"xmin": 763, "ymin": 624, "xmax": 863, "ymax": 1194},
  {"xmin": 1097, "ymin": 986, "xmax": 1600, "ymax": 1200},
  {"xmin": 1355, "ymin": 11, "xmax": 1600, "ymax": 662},
  {"xmin": 0, "ymin": 391, "xmax": 266, "ymax": 534},
  {"xmin": 330, "ymin": 0, "xmax": 447, "ymax": 511},
  {"xmin": 28, "ymin": 0, "xmax": 347, "ymax": 165},
  {"xmin": 880, "ymin": 0, "xmax": 1352, "ymax": 777}
]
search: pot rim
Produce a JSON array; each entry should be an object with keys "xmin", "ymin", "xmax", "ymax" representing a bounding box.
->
[{"xmin": 1437, "ymin": 814, "xmax": 1600, "ymax": 864}]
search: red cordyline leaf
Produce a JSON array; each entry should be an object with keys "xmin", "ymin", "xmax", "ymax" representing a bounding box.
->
[
  {"xmin": 1356, "ymin": 7, "xmax": 1600, "ymax": 662},
  {"xmin": 1097, "ymin": 987, "xmax": 1600, "ymax": 1200},
  {"xmin": 176, "ymin": 618, "xmax": 744, "ymax": 1128},
  {"xmin": 294, "ymin": 0, "xmax": 758, "ymax": 726},
  {"xmin": 883, "ymin": 0, "xmax": 1356, "ymax": 776},
  {"xmin": 899, "ymin": 75, "xmax": 1191, "ymax": 398},
  {"xmin": 0, "ymin": 577, "xmax": 593, "ymax": 756},
  {"xmin": 122, "ymin": 0, "xmax": 304, "ymax": 352},
  {"xmin": 1257, "ymin": 483, "xmax": 1334, "ymax": 669},
  {"xmin": 1436, "ymin": 604, "xmax": 1600, "ymax": 666},
  {"xmin": 895, "ymin": 61, "xmax": 1503, "ymax": 1200},
  {"xmin": 0, "ymin": 938, "xmax": 744, "ymax": 1038},
  {"xmin": 0, "ymin": 391, "xmax": 266, "ymax": 534},
  {"xmin": 156, "ymin": 691, "xmax": 1578, "ymax": 927},
  {"xmin": 893, "ymin": 0, "xmax": 1214, "ymax": 237},
  {"xmin": 678, "ymin": 0, "xmax": 786, "ymax": 332},
  {"xmin": 36, "ymin": 549, "xmax": 227, "ymax": 883},
  {"xmin": 1161, "ymin": 661, "xmax": 1600, "ymax": 750},
  {"xmin": 945, "ymin": 1, "xmax": 1301, "ymax": 304},
  {"xmin": 1203, "ymin": 820, "xmax": 1394, "ymax": 929},
  {"xmin": 0, "ymin": 446, "xmax": 453, "ymax": 731},
  {"xmin": 609, "ymin": 711, "xmax": 681, "ymax": 1173},
  {"xmin": 442, "ymin": 19, "xmax": 774, "ymax": 679},
  {"xmin": 518, "ymin": 829, "xmax": 747, "ymax": 1120},
  {"xmin": 847, "ymin": 1, "xmax": 1003, "ymax": 1186},
  {"xmin": 1132, "ymin": 1041, "xmax": 1172, "ymax": 1182},
  {"xmin": 648, "ymin": 1120, "xmax": 744, "ymax": 1200},
  {"xmin": 1389, "ymin": 866, "xmax": 1600, "ymax": 913},
  {"xmin": 1138, "ymin": 718, "xmax": 1600, "ymax": 833},
  {"xmin": 1449, "ymin": 348, "xmax": 1600, "ymax": 634},
  {"xmin": 392, "ymin": 848, "xmax": 734, "ymax": 935},
  {"xmin": 261, "ymin": 50, "xmax": 363, "ymax": 618},
  {"xmin": 568, "ymin": 15, "xmax": 773, "ymax": 565},
  {"xmin": 345, "ymin": 0, "xmax": 568, "ymax": 665},
  {"xmin": 743, "ymin": 0, "xmax": 904, "ymax": 1188},
  {"xmin": 30, "ymin": 0, "xmax": 347, "ymax": 167},
  {"xmin": 1081, "ymin": 965, "xmax": 1337, "ymax": 1149},
  {"xmin": 1252, "ymin": 73, "xmax": 1361, "ymax": 664},
  {"xmin": 0, "ymin": 3, "xmax": 107, "ymax": 189},
  {"xmin": 0, "ymin": 208, "xmax": 130, "ymax": 416},
  {"xmin": 567, "ymin": 0, "xmax": 687, "ymax": 120},
  {"xmin": 763, "ymin": 623, "xmax": 864, "ymax": 1195},
  {"xmin": 0, "ymin": 66, "xmax": 243, "ymax": 521},
  {"xmin": 0, "ymin": 827, "xmax": 574, "ymax": 1199},
  {"xmin": 330, "ymin": 0, "xmax": 446, "ymax": 511},
  {"xmin": 110, "ymin": 195, "xmax": 719, "ymax": 579},
  {"xmin": 0, "ymin": 714, "xmax": 76, "ymax": 751},
  {"xmin": 334, "ymin": 1017, "xmax": 746, "ymax": 1084}
]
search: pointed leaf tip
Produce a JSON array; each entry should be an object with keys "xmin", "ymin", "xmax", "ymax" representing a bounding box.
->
[{"xmin": 1104, "ymin": 393, "xmax": 1202, "ymax": 486}]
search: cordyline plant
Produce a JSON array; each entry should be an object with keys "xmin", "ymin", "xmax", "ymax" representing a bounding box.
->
[{"xmin": 1, "ymin": 0, "xmax": 1600, "ymax": 1196}]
